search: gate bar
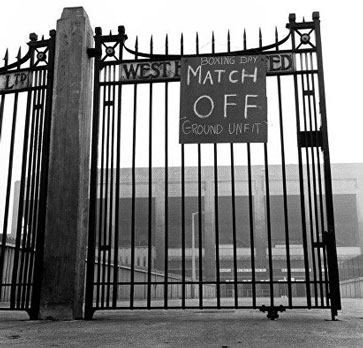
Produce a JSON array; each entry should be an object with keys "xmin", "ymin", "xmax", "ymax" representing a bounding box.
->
[
  {"xmin": 147, "ymin": 35, "xmax": 153, "ymax": 309},
  {"xmin": 195, "ymin": 33, "xmax": 204, "ymax": 308},
  {"xmin": 309, "ymin": 57, "xmax": 330, "ymax": 305},
  {"xmin": 243, "ymin": 29, "xmax": 257, "ymax": 308},
  {"xmin": 130, "ymin": 37, "xmax": 139, "ymax": 308},
  {"xmin": 19, "ymin": 68, "xmax": 41, "ymax": 308},
  {"xmin": 289, "ymin": 14, "xmax": 312, "ymax": 307},
  {"xmin": 30, "ymin": 31, "xmax": 56, "ymax": 318},
  {"xmin": 85, "ymin": 26, "xmax": 102, "ymax": 320},
  {"xmin": 275, "ymin": 27, "xmax": 293, "ymax": 307},
  {"xmin": 164, "ymin": 35, "xmax": 169, "ymax": 309},
  {"xmin": 180, "ymin": 33, "xmax": 186, "ymax": 309},
  {"xmin": 113, "ymin": 28, "xmax": 124, "ymax": 308},
  {"xmin": 313, "ymin": 12, "xmax": 341, "ymax": 319},
  {"xmin": 300, "ymin": 59, "xmax": 318, "ymax": 306},
  {"xmin": 304, "ymin": 54, "xmax": 325, "ymax": 305}
]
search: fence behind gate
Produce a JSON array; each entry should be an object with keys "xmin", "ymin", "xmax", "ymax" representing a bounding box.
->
[
  {"xmin": 0, "ymin": 32, "xmax": 55, "ymax": 318},
  {"xmin": 85, "ymin": 12, "xmax": 341, "ymax": 320}
]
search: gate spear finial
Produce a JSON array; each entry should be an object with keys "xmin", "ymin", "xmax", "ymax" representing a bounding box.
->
[
  {"xmin": 196, "ymin": 32, "xmax": 199, "ymax": 54},
  {"xmin": 180, "ymin": 33, "xmax": 184, "ymax": 55},
  {"xmin": 165, "ymin": 34, "xmax": 169, "ymax": 54},
  {"xmin": 259, "ymin": 28, "xmax": 262, "ymax": 47},
  {"xmin": 227, "ymin": 30, "xmax": 231, "ymax": 52},
  {"xmin": 16, "ymin": 47, "xmax": 22, "ymax": 62},
  {"xmin": 3, "ymin": 49, "xmax": 8, "ymax": 67},
  {"xmin": 212, "ymin": 30, "xmax": 215, "ymax": 52}
]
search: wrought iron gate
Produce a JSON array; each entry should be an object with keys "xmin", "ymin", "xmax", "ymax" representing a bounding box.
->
[
  {"xmin": 0, "ymin": 32, "xmax": 55, "ymax": 318},
  {"xmin": 85, "ymin": 12, "xmax": 341, "ymax": 320}
]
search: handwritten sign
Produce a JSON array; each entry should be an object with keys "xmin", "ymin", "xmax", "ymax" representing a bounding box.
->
[
  {"xmin": 179, "ymin": 55, "xmax": 267, "ymax": 144},
  {"xmin": 0, "ymin": 71, "xmax": 32, "ymax": 92}
]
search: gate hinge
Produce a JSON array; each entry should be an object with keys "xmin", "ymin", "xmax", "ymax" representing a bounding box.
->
[
  {"xmin": 298, "ymin": 131, "xmax": 322, "ymax": 148},
  {"xmin": 87, "ymin": 47, "xmax": 102, "ymax": 58}
]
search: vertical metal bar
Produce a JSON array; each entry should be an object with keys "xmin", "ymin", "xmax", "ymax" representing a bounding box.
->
[
  {"xmin": 0, "ymin": 92, "xmax": 7, "ymax": 294},
  {"xmin": 244, "ymin": 29, "xmax": 256, "ymax": 308},
  {"xmin": 147, "ymin": 35, "xmax": 153, "ymax": 309},
  {"xmin": 211, "ymin": 32, "xmax": 220, "ymax": 309},
  {"xmin": 300, "ymin": 58, "xmax": 318, "ymax": 306},
  {"xmin": 0, "ymin": 93, "xmax": 5, "ymax": 140},
  {"xmin": 0, "ymin": 86, "xmax": 6, "ymax": 294},
  {"xmin": 304, "ymin": 53, "xmax": 324, "ymax": 305},
  {"xmin": 27, "ymin": 69, "xmax": 46, "ymax": 307},
  {"xmin": 195, "ymin": 32, "xmax": 203, "ymax": 309},
  {"xmin": 0, "ymin": 49, "xmax": 7, "ymax": 140},
  {"xmin": 113, "ymin": 27, "xmax": 125, "ymax": 308},
  {"xmin": 25, "ymin": 68, "xmax": 47, "ymax": 308},
  {"xmin": 85, "ymin": 27, "xmax": 102, "ymax": 320},
  {"xmin": 309, "ymin": 53, "xmax": 329, "ymax": 305},
  {"xmin": 130, "ymin": 37, "xmax": 139, "ymax": 309},
  {"xmin": 275, "ymin": 27, "xmax": 292, "ymax": 307},
  {"xmin": 180, "ymin": 33, "xmax": 186, "ymax": 309},
  {"xmin": 106, "ymin": 63, "xmax": 116, "ymax": 307},
  {"xmin": 23, "ymin": 69, "xmax": 44, "ymax": 307},
  {"xmin": 30, "ymin": 31, "xmax": 56, "ymax": 319},
  {"xmin": 18, "ymin": 68, "xmax": 40, "ymax": 307},
  {"xmin": 289, "ymin": 14, "xmax": 311, "ymax": 306},
  {"xmin": 313, "ymin": 12, "xmax": 341, "ymax": 318},
  {"xmin": 96, "ymin": 65, "xmax": 106, "ymax": 308},
  {"xmin": 164, "ymin": 34, "xmax": 169, "ymax": 309},
  {"xmin": 227, "ymin": 30, "xmax": 238, "ymax": 308},
  {"xmin": 259, "ymin": 27, "xmax": 274, "ymax": 309},
  {"xmin": 5, "ymin": 48, "xmax": 28, "ymax": 309},
  {"xmin": 4, "ymin": 90, "xmax": 20, "ymax": 307},
  {"xmin": 101, "ymin": 64, "xmax": 111, "ymax": 308},
  {"xmin": 264, "ymin": 145, "xmax": 274, "ymax": 307}
]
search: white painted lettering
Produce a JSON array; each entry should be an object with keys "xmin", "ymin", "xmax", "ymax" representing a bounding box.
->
[
  {"xmin": 224, "ymin": 94, "xmax": 237, "ymax": 118},
  {"xmin": 193, "ymin": 95, "xmax": 214, "ymax": 118},
  {"xmin": 244, "ymin": 94, "xmax": 258, "ymax": 119},
  {"xmin": 187, "ymin": 65, "xmax": 202, "ymax": 85},
  {"xmin": 241, "ymin": 67, "xmax": 258, "ymax": 83}
]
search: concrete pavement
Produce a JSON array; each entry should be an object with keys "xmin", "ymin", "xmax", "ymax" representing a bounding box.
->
[{"xmin": 0, "ymin": 299, "xmax": 362, "ymax": 347}]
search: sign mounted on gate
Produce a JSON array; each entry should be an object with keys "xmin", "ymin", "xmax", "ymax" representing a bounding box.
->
[
  {"xmin": 179, "ymin": 55, "xmax": 267, "ymax": 144},
  {"xmin": 0, "ymin": 70, "xmax": 32, "ymax": 92}
]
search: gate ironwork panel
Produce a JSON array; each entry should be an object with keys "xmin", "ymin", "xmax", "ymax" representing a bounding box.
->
[
  {"xmin": 86, "ymin": 12, "xmax": 340, "ymax": 320},
  {"xmin": 0, "ymin": 31, "xmax": 55, "ymax": 318}
]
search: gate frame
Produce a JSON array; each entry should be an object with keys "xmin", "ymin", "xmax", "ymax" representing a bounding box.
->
[{"xmin": 82, "ymin": 12, "xmax": 341, "ymax": 320}]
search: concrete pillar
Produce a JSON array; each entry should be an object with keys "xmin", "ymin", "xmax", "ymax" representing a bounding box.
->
[{"xmin": 39, "ymin": 7, "xmax": 93, "ymax": 320}]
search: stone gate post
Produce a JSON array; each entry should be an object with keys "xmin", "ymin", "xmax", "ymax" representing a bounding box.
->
[{"xmin": 39, "ymin": 7, "xmax": 93, "ymax": 320}]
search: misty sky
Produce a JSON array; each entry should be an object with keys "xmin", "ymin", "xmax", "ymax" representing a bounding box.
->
[{"xmin": 1, "ymin": 0, "xmax": 361, "ymax": 164}]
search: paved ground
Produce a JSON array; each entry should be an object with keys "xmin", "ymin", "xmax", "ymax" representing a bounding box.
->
[{"xmin": 0, "ymin": 299, "xmax": 362, "ymax": 347}]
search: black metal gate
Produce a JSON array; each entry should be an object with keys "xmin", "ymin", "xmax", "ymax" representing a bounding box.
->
[
  {"xmin": 0, "ymin": 32, "xmax": 55, "ymax": 318},
  {"xmin": 85, "ymin": 12, "xmax": 341, "ymax": 320}
]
